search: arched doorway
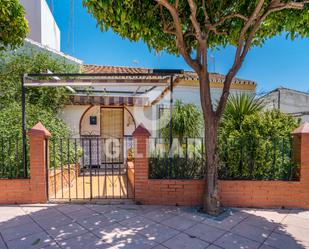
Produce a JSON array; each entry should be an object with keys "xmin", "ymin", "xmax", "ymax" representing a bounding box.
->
[{"xmin": 56, "ymin": 105, "xmax": 136, "ymax": 200}]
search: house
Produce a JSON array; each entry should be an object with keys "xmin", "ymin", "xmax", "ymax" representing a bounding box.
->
[
  {"xmin": 18, "ymin": 0, "xmax": 257, "ymax": 140},
  {"xmin": 58, "ymin": 64, "xmax": 256, "ymax": 139},
  {"xmin": 18, "ymin": 0, "xmax": 256, "ymax": 169},
  {"xmin": 261, "ymin": 87, "xmax": 309, "ymax": 122}
]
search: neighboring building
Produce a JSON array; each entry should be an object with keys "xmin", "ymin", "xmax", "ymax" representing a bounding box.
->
[
  {"xmin": 58, "ymin": 65, "xmax": 256, "ymax": 138},
  {"xmin": 14, "ymin": 0, "xmax": 81, "ymax": 65},
  {"xmin": 20, "ymin": 0, "xmax": 60, "ymax": 51},
  {"xmin": 261, "ymin": 87, "xmax": 309, "ymax": 122}
]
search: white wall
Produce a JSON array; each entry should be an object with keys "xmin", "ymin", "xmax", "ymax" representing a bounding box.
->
[
  {"xmin": 20, "ymin": 0, "xmax": 41, "ymax": 43},
  {"xmin": 20, "ymin": 0, "xmax": 60, "ymax": 51},
  {"xmin": 40, "ymin": 0, "xmax": 60, "ymax": 51},
  {"xmin": 59, "ymin": 85, "xmax": 256, "ymax": 138},
  {"xmin": 160, "ymin": 85, "xmax": 255, "ymax": 106}
]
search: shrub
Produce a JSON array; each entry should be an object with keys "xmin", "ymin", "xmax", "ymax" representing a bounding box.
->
[{"xmin": 218, "ymin": 110, "xmax": 300, "ymax": 180}]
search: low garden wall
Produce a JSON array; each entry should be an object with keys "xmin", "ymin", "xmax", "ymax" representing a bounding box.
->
[
  {"xmin": 135, "ymin": 179, "xmax": 204, "ymax": 206},
  {"xmin": 133, "ymin": 178, "xmax": 309, "ymax": 208},
  {"xmin": 219, "ymin": 180, "xmax": 309, "ymax": 208},
  {"xmin": 0, "ymin": 123, "xmax": 50, "ymax": 204},
  {"xmin": 132, "ymin": 123, "xmax": 309, "ymax": 209},
  {"xmin": 0, "ymin": 179, "xmax": 32, "ymax": 204}
]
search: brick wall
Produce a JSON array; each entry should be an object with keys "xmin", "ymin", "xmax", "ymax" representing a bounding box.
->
[
  {"xmin": 127, "ymin": 161, "xmax": 135, "ymax": 191},
  {"xmin": 0, "ymin": 179, "xmax": 32, "ymax": 204},
  {"xmin": 133, "ymin": 123, "xmax": 309, "ymax": 209},
  {"xmin": 219, "ymin": 180, "xmax": 309, "ymax": 208},
  {"xmin": 0, "ymin": 122, "xmax": 51, "ymax": 204}
]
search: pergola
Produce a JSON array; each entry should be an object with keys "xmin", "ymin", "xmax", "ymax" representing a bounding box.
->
[{"xmin": 21, "ymin": 69, "xmax": 184, "ymax": 174}]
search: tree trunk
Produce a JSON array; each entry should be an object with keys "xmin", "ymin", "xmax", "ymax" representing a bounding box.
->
[
  {"xmin": 197, "ymin": 73, "xmax": 221, "ymax": 215},
  {"xmin": 202, "ymin": 116, "xmax": 221, "ymax": 215}
]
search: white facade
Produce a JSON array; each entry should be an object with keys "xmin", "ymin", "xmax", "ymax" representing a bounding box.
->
[
  {"xmin": 60, "ymin": 84, "xmax": 256, "ymax": 138},
  {"xmin": 20, "ymin": 0, "xmax": 60, "ymax": 51},
  {"xmin": 160, "ymin": 86, "xmax": 255, "ymax": 107},
  {"xmin": 261, "ymin": 87, "xmax": 309, "ymax": 122}
]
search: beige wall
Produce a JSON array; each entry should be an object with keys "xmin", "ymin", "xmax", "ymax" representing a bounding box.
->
[
  {"xmin": 124, "ymin": 107, "xmax": 136, "ymax": 136},
  {"xmin": 127, "ymin": 106, "xmax": 156, "ymax": 136},
  {"xmin": 59, "ymin": 105, "xmax": 148, "ymax": 137},
  {"xmin": 58, "ymin": 105, "xmax": 90, "ymax": 137},
  {"xmin": 80, "ymin": 106, "xmax": 101, "ymax": 136}
]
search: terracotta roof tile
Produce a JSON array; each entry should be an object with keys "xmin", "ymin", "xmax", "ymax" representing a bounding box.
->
[
  {"xmin": 82, "ymin": 64, "xmax": 150, "ymax": 74},
  {"xmin": 82, "ymin": 64, "xmax": 256, "ymax": 85}
]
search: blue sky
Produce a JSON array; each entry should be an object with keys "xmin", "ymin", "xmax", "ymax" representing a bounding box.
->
[{"xmin": 49, "ymin": 0, "xmax": 309, "ymax": 93}]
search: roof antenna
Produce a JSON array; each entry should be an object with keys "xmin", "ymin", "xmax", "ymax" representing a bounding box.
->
[
  {"xmin": 132, "ymin": 60, "xmax": 139, "ymax": 66},
  {"xmin": 210, "ymin": 54, "xmax": 216, "ymax": 73}
]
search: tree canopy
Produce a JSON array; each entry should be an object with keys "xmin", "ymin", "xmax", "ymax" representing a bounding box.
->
[
  {"xmin": 83, "ymin": 0, "xmax": 309, "ymax": 54},
  {"xmin": 0, "ymin": 0, "xmax": 29, "ymax": 50}
]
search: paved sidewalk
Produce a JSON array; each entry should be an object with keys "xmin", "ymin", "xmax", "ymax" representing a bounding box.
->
[{"xmin": 0, "ymin": 204, "xmax": 308, "ymax": 249}]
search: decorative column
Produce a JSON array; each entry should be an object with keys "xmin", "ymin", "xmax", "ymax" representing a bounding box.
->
[
  {"xmin": 132, "ymin": 124, "xmax": 151, "ymax": 203},
  {"xmin": 28, "ymin": 122, "xmax": 51, "ymax": 203},
  {"xmin": 292, "ymin": 122, "xmax": 309, "ymax": 183}
]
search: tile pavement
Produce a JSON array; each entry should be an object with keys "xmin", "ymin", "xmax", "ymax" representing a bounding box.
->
[{"xmin": 0, "ymin": 203, "xmax": 308, "ymax": 249}]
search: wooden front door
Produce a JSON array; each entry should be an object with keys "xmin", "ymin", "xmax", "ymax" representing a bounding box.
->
[{"xmin": 100, "ymin": 107, "xmax": 124, "ymax": 163}]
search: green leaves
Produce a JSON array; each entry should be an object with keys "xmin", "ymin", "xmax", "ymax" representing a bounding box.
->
[
  {"xmin": 219, "ymin": 108, "xmax": 300, "ymax": 180},
  {"xmin": 0, "ymin": 0, "xmax": 29, "ymax": 51},
  {"xmin": 0, "ymin": 51, "xmax": 79, "ymax": 112},
  {"xmin": 83, "ymin": 0, "xmax": 309, "ymax": 54}
]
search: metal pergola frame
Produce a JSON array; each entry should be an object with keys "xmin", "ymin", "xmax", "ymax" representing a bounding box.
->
[{"xmin": 21, "ymin": 69, "xmax": 183, "ymax": 176}]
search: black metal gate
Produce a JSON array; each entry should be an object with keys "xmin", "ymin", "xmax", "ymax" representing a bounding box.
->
[{"xmin": 47, "ymin": 137, "xmax": 134, "ymax": 201}]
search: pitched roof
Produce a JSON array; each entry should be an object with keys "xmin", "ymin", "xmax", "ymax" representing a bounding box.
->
[
  {"xmin": 82, "ymin": 64, "xmax": 256, "ymax": 86},
  {"xmin": 261, "ymin": 87, "xmax": 309, "ymax": 98},
  {"xmin": 83, "ymin": 64, "xmax": 150, "ymax": 74}
]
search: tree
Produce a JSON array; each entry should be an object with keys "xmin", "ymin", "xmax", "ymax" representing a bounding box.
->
[
  {"xmin": 83, "ymin": 0, "xmax": 309, "ymax": 214},
  {"xmin": 161, "ymin": 100, "xmax": 203, "ymax": 142},
  {"xmin": 0, "ymin": 0, "xmax": 29, "ymax": 50},
  {"xmin": 0, "ymin": 51, "xmax": 79, "ymax": 112},
  {"xmin": 0, "ymin": 51, "xmax": 79, "ymax": 135}
]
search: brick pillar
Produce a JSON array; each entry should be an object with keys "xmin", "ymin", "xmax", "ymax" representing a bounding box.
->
[
  {"xmin": 132, "ymin": 124, "xmax": 151, "ymax": 203},
  {"xmin": 28, "ymin": 122, "xmax": 51, "ymax": 203},
  {"xmin": 292, "ymin": 122, "xmax": 309, "ymax": 183}
]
